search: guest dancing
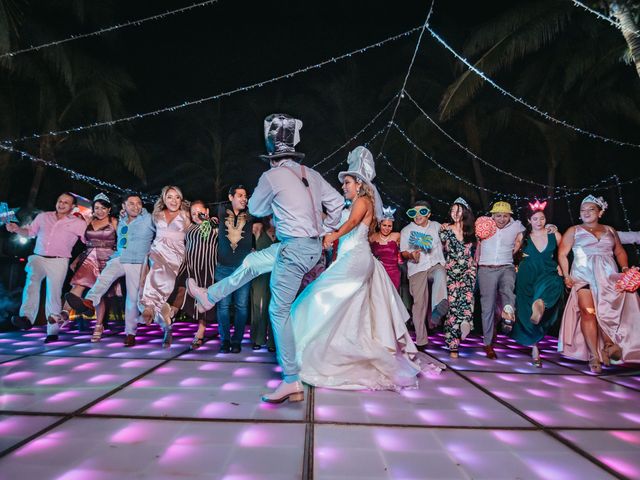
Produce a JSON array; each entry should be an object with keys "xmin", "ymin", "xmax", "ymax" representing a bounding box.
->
[
  {"xmin": 139, "ymin": 185, "xmax": 190, "ymax": 348},
  {"xmin": 369, "ymin": 206, "xmax": 401, "ymax": 290},
  {"xmin": 64, "ymin": 193, "xmax": 119, "ymax": 333},
  {"xmin": 439, "ymin": 198, "xmax": 477, "ymax": 358},
  {"xmin": 293, "ymin": 146, "xmax": 444, "ymax": 391},
  {"xmin": 558, "ymin": 195, "xmax": 640, "ymax": 373},
  {"xmin": 67, "ymin": 194, "xmax": 155, "ymax": 347},
  {"xmin": 400, "ymin": 200, "xmax": 447, "ymax": 350},
  {"xmin": 165, "ymin": 200, "xmax": 218, "ymax": 349},
  {"xmin": 476, "ymin": 201, "xmax": 524, "ymax": 359},
  {"xmin": 511, "ymin": 201, "xmax": 563, "ymax": 367},
  {"xmin": 6, "ymin": 192, "xmax": 86, "ymax": 342}
]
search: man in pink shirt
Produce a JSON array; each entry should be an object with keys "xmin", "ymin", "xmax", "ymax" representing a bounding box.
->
[{"xmin": 6, "ymin": 192, "xmax": 86, "ymax": 343}]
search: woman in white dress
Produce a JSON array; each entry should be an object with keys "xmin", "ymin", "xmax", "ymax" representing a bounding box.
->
[{"xmin": 292, "ymin": 147, "xmax": 444, "ymax": 391}]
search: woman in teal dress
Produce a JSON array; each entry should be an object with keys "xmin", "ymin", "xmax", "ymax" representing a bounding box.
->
[{"xmin": 512, "ymin": 202, "xmax": 564, "ymax": 367}]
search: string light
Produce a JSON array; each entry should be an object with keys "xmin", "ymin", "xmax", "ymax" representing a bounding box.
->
[
  {"xmin": 0, "ymin": 143, "xmax": 154, "ymax": 202},
  {"xmin": 310, "ymin": 94, "xmax": 398, "ymax": 169},
  {"xmin": 391, "ymin": 121, "xmax": 637, "ymax": 202},
  {"xmin": 379, "ymin": 153, "xmax": 449, "ymax": 206},
  {"xmin": 379, "ymin": 0, "xmax": 435, "ymax": 153},
  {"xmin": 405, "ymin": 90, "xmax": 575, "ymax": 191},
  {"xmin": 2, "ymin": 26, "xmax": 424, "ymax": 144},
  {"xmin": 615, "ymin": 174, "xmax": 639, "ymax": 256},
  {"xmin": 320, "ymin": 124, "xmax": 389, "ymax": 176},
  {"xmin": 0, "ymin": 0, "xmax": 221, "ymax": 60},
  {"xmin": 426, "ymin": 26, "xmax": 640, "ymax": 150},
  {"xmin": 571, "ymin": 0, "xmax": 640, "ymax": 36}
]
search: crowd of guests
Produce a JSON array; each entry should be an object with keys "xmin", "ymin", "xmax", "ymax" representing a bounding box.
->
[{"xmin": 5, "ymin": 185, "xmax": 640, "ymax": 374}]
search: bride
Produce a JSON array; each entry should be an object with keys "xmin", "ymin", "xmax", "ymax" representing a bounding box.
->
[{"xmin": 292, "ymin": 146, "xmax": 444, "ymax": 390}]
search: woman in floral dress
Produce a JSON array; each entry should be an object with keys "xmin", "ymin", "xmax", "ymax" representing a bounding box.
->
[{"xmin": 439, "ymin": 198, "xmax": 477, "ymax": 358}]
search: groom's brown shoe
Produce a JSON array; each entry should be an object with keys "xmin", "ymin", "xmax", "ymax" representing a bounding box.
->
[{"xmin": 261, "ymin": 380, "xmax": 304, "ymax": 404}]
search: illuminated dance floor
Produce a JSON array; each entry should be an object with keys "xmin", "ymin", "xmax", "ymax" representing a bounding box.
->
[{"xmin": 1, "ymin": 323, "xmax": 639, "ymax": 479}]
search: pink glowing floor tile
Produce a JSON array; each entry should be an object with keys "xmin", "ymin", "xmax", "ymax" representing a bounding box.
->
[
  {"xmin": 601, "ymin": 374, "xmax": 640, "ymax": 391},
  {"xmin": 0, "ymin": 356, "xmax": 162, "ymax": 413},
  {"xmin": 42, "ymin": 335, "xmax": 190, "ymax": 359},
  {"xmin": 314, "ymin": 370, "xmax": 530, "ymax": 427},
  {"xmin": 0, "ymin": 417, "xmax": 305, "ymax": 479},
  {"xmin": 87, "ymin": 360, "xmax": 307, "ymax": 422},
  {"xmin": 314, "ymin": 425, "xmax": 613, "ymax": 479},
  {"xmin": 0, "ymin": 354, "xmax": 22, "ymax": 364},
  {"xmin": 557, "ymin": 430, "xmax": 640, "ymax": 479},
  {"xmin": 0, "ymin": 415, "xmax": 62, "ymax": 453},
  {"xmin": 465, "ymin": 372, "xmax": 640, "ymax": 428},
  {"xmin": 0, "ymin": 331, "xmax": 78, "ymax": 355},
  {"xmin": 426, "ymin": 346, "xmax": 577, "ymax": 374},
  {"xmin": 176, "ymin": 339, "xmax": 277, "ymax": 363}
]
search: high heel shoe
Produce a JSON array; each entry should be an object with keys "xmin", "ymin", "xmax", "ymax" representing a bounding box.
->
[
  {"xmin": 607, "ymin": 343, "xmax": 622, "ymax": 362},
  {"xmin": 162, "ymin": 325, "xmax": 172, "ymax": 349},
  {"xmin": 601, "ymin": 343, "xmax": 622, "ymax": 367},
  {"xmin": 588, "ymin": 356, "xmax": 602, "ymax": 374},
  {"xmin": 531, "ymin": 345, "xmax": 542, "ymax": 368},
  {"xmin": 91, "ymin": 324, "xmax": 104, "ymax": 343}
]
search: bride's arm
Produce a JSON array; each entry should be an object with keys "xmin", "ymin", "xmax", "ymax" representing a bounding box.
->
[{"xmin": 322, "ymin": 197, "xmax": 369, "ymax": 248}]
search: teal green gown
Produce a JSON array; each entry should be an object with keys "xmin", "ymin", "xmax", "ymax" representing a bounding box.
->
[{"xmin": 512, "ymin": 233, "xmax": 564, "ymax": 346}]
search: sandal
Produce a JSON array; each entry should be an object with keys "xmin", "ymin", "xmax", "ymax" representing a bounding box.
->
[
  {"xmin": 190, "ymin": 336, "xmax": 204, "ymax": 350},
  {"xmin": 91, "ymin": 324, "xmax": 104, "ymax": 343},
  {"xmin": 588, "ymin": 355, "xmax": 602, "ymax": 374},
  {"xmin": 531, "ymin": 345, "xmax": 542, "ymax": 368},
  {"xmin": 449, "ymin": 350, "xmax": 459, "ymax": 359},
  {"xmin": 162, "ymin": 325, "xmax": 172, "ymax": 349}
]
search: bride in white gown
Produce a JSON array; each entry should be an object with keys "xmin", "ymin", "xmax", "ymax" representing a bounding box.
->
[{"xmin": 292, "ymin": 147, "xmax": 444, "ymax": 391}]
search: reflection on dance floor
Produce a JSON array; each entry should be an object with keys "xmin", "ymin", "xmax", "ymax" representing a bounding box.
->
[{"xmin": 0, "ymin": 323, "xmax": 638, "ymax": 479}]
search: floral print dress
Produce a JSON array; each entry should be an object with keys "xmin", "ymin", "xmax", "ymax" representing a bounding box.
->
[{"xmin": 439, "ymin": 228, "xmax": 477, "ymax": 351}]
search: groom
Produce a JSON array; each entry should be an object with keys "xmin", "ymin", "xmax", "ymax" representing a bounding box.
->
[{"xmin": 190, "ymin": 113, "xmax": 343, "ymax": 403}]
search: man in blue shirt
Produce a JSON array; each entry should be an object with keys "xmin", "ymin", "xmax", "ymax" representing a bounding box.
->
[{"xmin": 66, "ymin": 194, "xmax": 155, "ymax": 346}]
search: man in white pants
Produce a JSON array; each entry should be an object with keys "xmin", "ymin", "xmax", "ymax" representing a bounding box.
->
[
  {"xmin": 66, "ymin": 194, "xmax": 155, "ymax": 346},
  {"xmin": 6, "ymin": 192, "xmax": 86, "ymax": 343}
]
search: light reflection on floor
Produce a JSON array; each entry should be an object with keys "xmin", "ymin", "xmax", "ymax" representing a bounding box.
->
[{"xmin": 0, "ymin": 326, "xmax": 637, "ymax": 479}]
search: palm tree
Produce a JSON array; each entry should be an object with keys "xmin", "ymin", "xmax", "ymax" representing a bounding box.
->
[
  {"xmin": 437, "ymin": 0, "xmax": 640, "ymax": 215},
  {"xmin": 1, "ymin": 1, "xmax": 144, "ymax": 207}
]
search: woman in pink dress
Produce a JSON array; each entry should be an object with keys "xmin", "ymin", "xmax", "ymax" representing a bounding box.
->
[
  {"xmin": 369, "ymin": 207, "xmax": 401, "ymax": 290},
  {"xmin": 139, "ymin": 185, "xmax": 190, "ymax": 347},
  {"xmin": 558, "ymin": 195, "xmax": 640, "ymax": 373},
  {"xmin": 65, "ymin": 193, "xmax": 119, "ymax": 335}
]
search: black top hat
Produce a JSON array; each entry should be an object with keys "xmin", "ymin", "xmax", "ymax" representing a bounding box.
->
[{"xmin": 259, "ymin": 113, "xmax": 305, "ymax": 162}]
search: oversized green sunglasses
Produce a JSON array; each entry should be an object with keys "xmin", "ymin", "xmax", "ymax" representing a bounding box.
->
[{"xmin": 406, "ymin": 207, "xmax": 430, "ymax": 218}]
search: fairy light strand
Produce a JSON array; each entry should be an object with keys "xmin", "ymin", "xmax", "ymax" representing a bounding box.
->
[
  {"xmin": 0, "ymin": 143, "xmax": 155, "ymax": 202},
  {"xmin": 571, "ymin": 0, "xmax": 640, "ymax": 36},
  {"xmin": 426, "ymin": 26, "xmax": 640, "ymax": 150},
  {"xmin": 3, "ymin": 26, "xmax": 423, "ymax": 144},
  {"xmin": 379, "ymin": 153, "xmax": 449, "ymax": 206},
  {"xmin": 0, "ymin": 1, "xmax": 221, "ymax": 60},
  {"xmin": 379, "ymin": 0, "xmax": 435, "ymax": 153},
  {"xmin": 310, "ymin": 94, "xmax": 398, "ymax": 169},
  {"xmin": 320, "ymin": 124, "xmax": 389, "ymax": 176},
  {"xmin": 391, "ymin": 122, "xmax": 637, "ymax": 201},
  {"xmin": 405, "ymin": 90, "xmax": 575, "ymax": 191}
]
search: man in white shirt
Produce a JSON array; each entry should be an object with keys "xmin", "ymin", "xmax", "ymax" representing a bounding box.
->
[
  {"xmin": 477, "ymin": 201, "xmax": 525, "ymax": 359},
  {"xmin": 400, "ymin": 200, "xmax": 447, "ymax": 349},
  {"xmin": 188, "ymin": 114, "xmax": 343, "ymax": 404}
]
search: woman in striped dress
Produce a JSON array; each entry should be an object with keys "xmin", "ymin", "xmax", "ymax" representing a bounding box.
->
[{"xmin": 165, "ymin": 200, "xmax": 218, "ymax": 349}]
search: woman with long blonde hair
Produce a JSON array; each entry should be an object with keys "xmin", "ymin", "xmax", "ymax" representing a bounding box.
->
[{"xmin": 139, "ymin": 185, "xmax": 191, "ymax": 347}]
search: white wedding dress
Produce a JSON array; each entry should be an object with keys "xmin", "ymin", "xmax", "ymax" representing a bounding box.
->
[{"xmin": 292, "ymin": 212, "xmax": 444, "ymax": 391}]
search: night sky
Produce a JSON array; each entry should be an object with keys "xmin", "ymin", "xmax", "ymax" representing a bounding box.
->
[{"xmin": 2, "ymin": 0, "xmax": 639, "ymax": 230}]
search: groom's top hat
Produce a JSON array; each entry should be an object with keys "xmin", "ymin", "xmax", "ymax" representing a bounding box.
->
[
  {"xmin": 259, "ymin": 113, "xmax": 305, "ymax": 162},
  {"xmin": 338, "ymin": 146, "xmax": 376, "ymax": 185}
]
